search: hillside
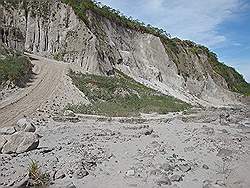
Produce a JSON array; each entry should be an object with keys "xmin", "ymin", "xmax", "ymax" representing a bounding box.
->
[{"xmin": 0, "ymin": 0, "xmax": 249, "ymax": 106}]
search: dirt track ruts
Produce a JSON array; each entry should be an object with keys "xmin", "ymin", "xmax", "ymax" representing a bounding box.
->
[{"xmin": 0, "ymin": 54, "xmax": 67, "ymax": 128}]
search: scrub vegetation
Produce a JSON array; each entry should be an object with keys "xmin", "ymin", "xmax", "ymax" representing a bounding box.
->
[{"xmin": 67, "ymin": 69, "xmax": 190, "ymax": 117}]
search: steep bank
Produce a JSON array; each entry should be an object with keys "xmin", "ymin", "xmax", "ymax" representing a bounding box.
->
[{"xmin": 0, "ymin": 0, "xmax": 249, "ymax": 106}]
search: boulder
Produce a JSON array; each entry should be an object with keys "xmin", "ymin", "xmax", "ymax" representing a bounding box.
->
[
  {"xmin": 2, "ymin": 131, "xmax": 39, "ymax": 154},
  {"xmin": 0, "ymin": 127, "xmax": 16, "ymax": 135},
  {"xmin": 0, "ymin": 136, "xmax": 7, "ymax": 152},
  {"xmin": 16, "ymin": 118, "xmax": 36, "ymax": 132}
]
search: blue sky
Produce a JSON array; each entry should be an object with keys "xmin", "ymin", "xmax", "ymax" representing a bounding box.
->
[{"xmin": 98, "ymin": 0, "xmax": 250, "ymax": 82}]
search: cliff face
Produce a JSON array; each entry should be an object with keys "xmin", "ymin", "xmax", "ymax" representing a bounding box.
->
[{"xmin": 0, "ymin": 0, "xmax": 246, "ymax": 106}]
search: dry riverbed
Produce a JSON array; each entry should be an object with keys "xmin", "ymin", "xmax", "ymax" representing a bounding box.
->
[{"xmin": 0, "ymin": 107, "xmax": 249, "ymax": 188}]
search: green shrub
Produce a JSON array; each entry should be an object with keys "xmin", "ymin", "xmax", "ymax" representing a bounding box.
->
[
  {"xmin": 0, "ymin": 54, "xmax": 33, "ymax": 87},
  {"xmin": 28, "ymin": 160, "xmax": 50, "ymax": 187},
  {"xmin": 67, "ymin": 69, "xmax": 190, "ymax": 117}
]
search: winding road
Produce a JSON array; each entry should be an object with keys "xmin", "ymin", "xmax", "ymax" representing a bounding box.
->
[{"xmin": 0, "ymin": 54, "xmax": 67, "ymax": 128}]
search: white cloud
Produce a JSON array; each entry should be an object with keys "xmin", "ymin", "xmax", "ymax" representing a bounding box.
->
[{"xmin": 99, "ymin": 0, "xmax": 243, "ymax": 47}]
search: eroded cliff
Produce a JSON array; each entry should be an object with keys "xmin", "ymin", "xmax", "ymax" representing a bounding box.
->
[{"xmin": 0, "ymin": 0, "xmax": 248, "ymax": 106}]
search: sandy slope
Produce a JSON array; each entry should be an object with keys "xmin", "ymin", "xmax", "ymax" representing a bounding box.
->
[
  {"xmin": 0, "ymin": 54, "xmax": 66, "ymax": 127},
  {"xmin": 0, "ymin": 54, "xmax": 88, "ymax": 128}
]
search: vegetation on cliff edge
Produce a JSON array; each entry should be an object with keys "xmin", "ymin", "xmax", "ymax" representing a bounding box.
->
[{"xmin": 0, "ymin": 45, "xmax": 33, "ymax": 88}]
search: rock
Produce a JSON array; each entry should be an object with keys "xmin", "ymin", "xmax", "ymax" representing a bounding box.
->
[
  {"xmin": 2, "ymin": 132, "xmax": 39, "ymax": 154},
  {"xmin": 55, "ymin": 170, "xmax": 66, "ymax": 180},
  {"xmin": 156, "ymin": 174, "xmax": 172, "ymax": 186},
  {"xmin": 202, "ymin": 164, "xmax": 209, "ymax": 170},
  {"xmin": 202, "ymin": 180, "xmax": 214, "ymax": 188},
  {"xmin": 126, "ymin": 169, "xmax": 135, "ymax": 176},
  {"xmin": 16, "ymin": 118, "xmax": 29, "ymax": 130},
  {"xmin": 161, "ymin": 163, "xmax": 173, "ymax": 172},
  {"xmin": 170, "ymin": 174, "xmax": 183, "ymax": 182},
  {"xmin": 66, "ymin": 117, "xmax": 80, "ymax": 123},
  {"xmin": 0, "ymin": 127, "xmax": 16, "ymax": 135},
  {"xmin": 179, "ymin": 164, "xmax": 191, "ymax": 173},
  {"xmin": 216, "ymin": 148, "xmax": 232, "ymax": 158},
  {"xmin": 66, "ymin": 182, "xmax": 76, "ymax": 188},
  {"xmin": 74, "ymin": 168, "xmax": 88, "ymax": 179},
  {"xmin": 24, "ymin": 123, "xmax": 36, "ymax": 133},
  {"xmin": 40, "ymin": 147, "xmax": 54, "ymax": 154},
  {"xmin": 16, "ymin": 118, "xmax": 35, "ymax": 132},
  {"xmin": 150, "ymin": 169, "xmax": 162, "ymax": 176},
  {"xmin": 14, "ymin": 174, "xmax": 29, "ymax": 188},
  {"xmin": 6, "ymin": 181, "xmax": 15, "ymax": 187},
  {"xmin": 63, "ymin": 110, "xmax": 75, "ymax": 117},
  {"xmin": 202, "ymin": 126, "xmax": 215, "ymax": 135},
  {"xmin": 215, "ymin": 180, "xmax": 225, "ymax": 186},
  {"xmin": 144, "ymin": 129, "xmax": 153, "ymax": 135},
  {"xmin": 221, "ymin": 129, "xmax": 228, "ymax": 134},
  {"xmin": 0, "ymin": 136, "xmax": 7, "ymax": 152}
]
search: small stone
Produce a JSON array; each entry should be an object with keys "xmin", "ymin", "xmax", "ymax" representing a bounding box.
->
[
  {"xmin": 63, "ymin": 110, "xmax": 75, "ymax": 117},
  {"xmin": 156, "ymin": 175, "xmax": 172, "ymax": 186},
  {"xmin": 14, "ymin": 174, "xmax": 29, "ymax": 187},
  {"xmin": 24, "ymin": 123, "xmax": 36, "ymax": 132},
  {"xmin": 170, "ymin": 174, "xmax": 183, "ymax": 182},
  {"xmin": 144, "ymin": 129, "xmax": 153, "ymax": 135},
  {"xmin": 0, "ymin": 127, "xmax": 16, "ymax": 135},
  {"xmin": 216, "ymin": 180, "xmax": 225, "ymax": 186},
  {"xmin": 66, "ymin": 182, "xmax": 76, "ymax": 188},
  {"xmin": 179, "ymin": 164, "xmax": 191, "ymax": 172},
  {"xmin": 55, "ymin": 170, "xmax": 66, "ymax": 180},
  {"xmin": 221, "ymin": 129, "xmax": 228, "ymax": 133},
  {"xmin": 16, "ymin": 118, "xmax": 30, "ymax": 131},
  {"xmin": 217, "ymin": 148, "xmax": 232, "ymax": 158},
  {"xmin": 126, "ymin": 169, "xmax": 135, "ymax": 176},
  {"xmin": 40, "ymin": 147, "xmax": 54, "ymax": 154},
  {"xmin": 161, "ymin": 163, "xmax": 173, "ymax": 172},
  {"xmin": 150, "ymin": 169, "xmax": 162, "ymax": 176},
  {"xmin": 74, "ymin": 168, "xmax": 88, "ymax": 179},
  {"xmin": 202, "ymin": 164, "xmax": 209, "ymax": 170}
]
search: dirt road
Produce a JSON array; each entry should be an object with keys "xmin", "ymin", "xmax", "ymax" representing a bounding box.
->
[{"xmin": 0, "ymin": 54, "xmax": 67, "ymax": 128}]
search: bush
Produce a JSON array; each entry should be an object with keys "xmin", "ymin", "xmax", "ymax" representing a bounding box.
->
[
  {"xmin": 0, "ymin": 54, "xmax": 33, "ymax": 87},
  {"xmin": 28, "ymin": 160, "xmax": 50, "ymax": 187}
]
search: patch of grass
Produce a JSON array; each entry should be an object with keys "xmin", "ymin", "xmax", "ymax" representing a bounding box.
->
[
  {"xmin": 28, "ymin": 160, "xmax": 50, "ymax": 187},
  {"xmin": 67, "ymin": 69, "xmax": 190, "ymax": 117},
  {"xmin": 0, "ymin": 54, "xmax": 33, "ymax": 87}
]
